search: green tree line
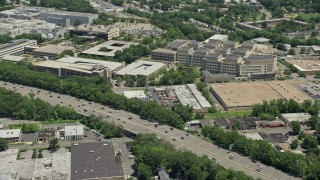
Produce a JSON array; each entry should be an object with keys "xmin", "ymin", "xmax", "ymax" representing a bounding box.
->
[{"xmin": 131, "ymin": 134, "xmax": 254, "ymax": 180}]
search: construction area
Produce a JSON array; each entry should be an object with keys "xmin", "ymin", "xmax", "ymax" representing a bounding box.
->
[{"xmin": 210, "ymin": 80, "xmax": 312, "ymax": 111}]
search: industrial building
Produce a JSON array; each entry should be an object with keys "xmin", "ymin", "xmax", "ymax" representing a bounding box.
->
[
  {"xmin": 81, "ymin": 40, "xmax": 139, "ymax": 57},
  {"xmin": 0, "ymin": 39, "xmax": 37, "ymax": 59},
  {"xmin": 281, "ymin": 113, "xmax": 311, "ymax": 125},
  {"xmin": 210, "ymin": 81, "xmax": 312, "ymax": 111},
  {"xmin": 69, "ymin": 24, "xmax": 120, "ymax": 40},
  {"xmin": 34, "ymin": 56, "xmax": 124, "ymax": 78},
  {"xmin": 71, "ymin": 142, "xmax": 125, "ymax": 180},
  {"xmin": 29, "ymin": 45, "xmax": 74, "ymax": 59},
  {"xmin": 115, "ymin": 60, "xmax": 166, "ymax": 79},
  {"xmin": 151, "ymin": 48, "xmax": 177, "ymax": 62},
  {"xmin": 40, "ymin": 10, "xmax": 98, "ymax": 26},
  {"xmin": 0, "ymin": 129, "xmax": 21, "ymax": 143},
  {"xmin": 285, "ymin": 55, "xmax": 320, "ymax": 75},
  {"xmin": 171, "ymin": 84, "xmax": 211, "ymax": 112},
  {"xmin": 123, "ymin": 90, "xmax": 147, "ymax": 99}
]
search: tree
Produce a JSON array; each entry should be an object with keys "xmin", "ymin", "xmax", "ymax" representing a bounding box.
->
[
  {"xmin": 302, "ymin": 135, "xmax": 318, "ymax": 149},
  {"xmin": 137, "ymin": 163, "xmax": 153, "ymax": 180},
  {"xmin": 38, "ymin": 150, "xmax": 43, "ymax": 158},
  {"xmin": 195, "ymin": 112, "xmax": 205, "ymax": 119},
  {"xmin": 288, "ymin": 49, "xmax": 296, "ymax": 55},
  {"xmin": 48, "ymin": 138, "xmax": 60, "ymax": 151},
  {"xmin": 290, "ymin": 139, "xmax": 299, "ymax": 149},
  {"xmin": 32, "ymin": 149, "xmax": 37, "ymax": 159},
  {"xmin": 0, "ymin": 138, "xmax": 8, "ymax": 151},
  {"xmin": 56, "ymin": 50, "xmax": 74, "ymax": 59},
  {"xmin": 29, "ymin": 0, "xmax": 37, "ymax": 6},
  {"xmin": 308, "ymin": 115, "xmax": 320, "ymax": 130},
  {"xmin": 291, "ymin": 121, "xmax": 301, "ymax": 135}
]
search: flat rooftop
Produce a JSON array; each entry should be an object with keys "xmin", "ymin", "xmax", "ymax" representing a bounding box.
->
[
  {"xmin": 57, "ymin": 56, "xmax": 124, "ymax": 71},
  {"xmin": 211, "ymin": 80, "xmax": 312, "ymax": 108},
  {"xmin": 187, "ymin": 84, "xmax": 211, "ymax": 108},
  {"xmin": 246, "ymin": 54, "xmax": 275, "ymax": 61},
  {"xmin": 123, "ymin": 90, "xmax": 147, "ymax": 99},
  {"xmin": 81, "ymin": 40, "xmax": 139, "ymax": 57},
  {"xmin": 115, "ymin": 60, "xmax": 166, "ymax": 76},
  {"xmin": 172, "ymin": 85, "xmax": 202, "ymax": 110},
  {"xmin": 281, "ymin": 113, "xmax": 311, "ymax": 122},
  {"xmin": 204, "ymin": 34, "xmax": 228, "ymax": 43},
  {"xmin": 152, "ymin": 48, "xmax": 176, "ymax": 54},
  {"xmin": 42, "ymin": 10, "xmax": 98, "ymax": 17},
  {"xmin": 1, "ymin": 55, "xmax": 25, "ymax": 62},
  {"xmin": 71, "ymin": 142, "xmax": 124, "ymax": 180},
  {"xmin": 286, "ymin": 59, "xmax": 320, "ymax": 72},
  {"xmin": 0, "ymin": 129, "xmax": 21, "ymax": 138},
  {"xmin": 71, "ymin": 24, "xmax": 118, "ymax": 32},
  {"xmin": 32, "ymin": 45, "xmax": 74, "ymax": 55}
]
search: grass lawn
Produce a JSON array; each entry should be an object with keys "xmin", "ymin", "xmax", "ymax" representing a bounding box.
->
[
  {"xmin": 296, "ymin": 13, "xmax": 320, "ymax": 21},
  {"xmin": 204, "ymin": 110, "xmax": 252, "ymax": 119}
]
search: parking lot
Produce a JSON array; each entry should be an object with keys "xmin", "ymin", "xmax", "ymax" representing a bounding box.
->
[{"xmin": 0, "ymin": 81, "xmax": 300, "ymax": 180}]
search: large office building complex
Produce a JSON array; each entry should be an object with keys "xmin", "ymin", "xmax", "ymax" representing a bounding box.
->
[
  {"xmin": 151, "ymin": 48, "xmax": 177, "ymax": 62},
  {"xmin": 0, "ymin": 39, "xmax": 37, "ymax": 59},
  {"xmin": 40, "ymin": 10, "xmax": 98, "ymax": 26},
  {"xmin": 34, "ymin": 57, "xmax": 124, "ymax": 78},
  {"xmin": 150, "ymin": 35, "xmax": 276, "ymax": 79}
]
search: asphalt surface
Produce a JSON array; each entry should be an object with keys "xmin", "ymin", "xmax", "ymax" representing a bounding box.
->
[{"xmin": 0, "ymin": 81, "xmax": 300, "ymax": 180}]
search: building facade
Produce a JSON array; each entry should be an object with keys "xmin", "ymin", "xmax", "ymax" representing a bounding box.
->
[
  {"xmin": 0, "ymin": 39, "xmax": 37, "ymax": 58},
  {"xmin": 151, "ymin": 48, "xmax": 177, "ymax": 62}
]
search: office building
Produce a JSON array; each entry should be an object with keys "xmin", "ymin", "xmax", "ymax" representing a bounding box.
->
[
  {"xmin": 204, "ymin": 53, "xmax": 223, "ymax": 73},
  {"xmin": 69, "ymin": 24, "xmax": 119, "ymax": 40},
  {"xmin": 1, "ymin": 55, "xmax": 26, "ymax": 62},
  {"xmin": 167, "ymin": 39, "xmax": 189, "ymax": 50},
  {"xmin": 201, "ymin": 70, "xmax": 235, "ymax": 83},
  {"xmin": 187, "ymin": 40, "xmax": 203, "ymax": 50},
  {"xmin": 204, "ymin": 34, "xmax": 228, "ymax": 43},
  {"xmin": 115, "ymin": 60, "xmax": 166, "ymax": 79},
  {"xmin": 40, "ymin": 10, "xmax": 98, "ymax": 26},
  {"xmin": 81, "ymin": 40, "xmax": 139, "ymax": 57},
  {"xmin": 191, "ymin": 47, "xmax": 210, "ymax": 67},
  {"xmin": 29, "ymin": 45, "xmax": 74, "ymax": 59},
  {"xmin": 239, "ymin": 54, "xmax": 276, "ymax": 79},
  {"xmin": 0, "ymin": 129, "xmax": 21, "ymax": 143},
  {"xmin": 0, "ymin": 39, "xmax": 37, "ymax": 59},
  {"xmin": 215, "ymin": 46, "xmax": 231, "ymax": 57},
  {"xmin": 71, "ymin": 142, "xmax": 125, "ymax": 180},
  {"xmin": 177, "ymin": 46, "xmax": 194, "ymax": 66},
  {"xmin": 221, "ymin": 55, "xmax": 243, "ymax": 75},
  {"xmin": 151, "ymin": 48, "xmax": 177, "ymax": 62},
  {"xmin": 34, "ymin": 57, "xmax": 124, "ymax": 78}
]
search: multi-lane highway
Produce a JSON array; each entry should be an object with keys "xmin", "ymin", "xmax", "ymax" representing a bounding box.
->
[{"xmin": 0, "ymin": 81, "xmax": 300, "ymax": 180}]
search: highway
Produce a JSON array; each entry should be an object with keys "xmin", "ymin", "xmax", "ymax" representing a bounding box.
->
[{"xmin": 0, "ymin": 81, "xmax": 300, "ymax": 180}]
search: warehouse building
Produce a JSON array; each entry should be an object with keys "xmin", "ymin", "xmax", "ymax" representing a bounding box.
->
[
  {"xmin": 71, "ymin": 142, "xmax": 125, "ymax": 180},
  {"xmin": 0, "ymin": 129, "xmax": 21, "ymax": 143},
  {"xmin": 281, "ymin": 113, "xmax": 311, "ymax": 125},
  {"xmin": 115, "ymin": 60, "xmax": 166, "ymax": 79},
  {"xmin": 81, "ymin": 40, "xmax": 139, "ymax": 57},
  {"xmin": 29, "ymin": 45, "xmax": 74, "ymax": 59},
  {"xmin": 40, "ymin": 10, "xmax": 98, "ymax": 26},
  {"xmin": 34, "ymin": 57, "xmax": 124, "ymax": 77},
  {"xmin": 151, "ymin": 48, "xmax": 177, "ymax": 62},
  {"xmin": 69, "ymin": 24, "xmax": 119, "ymax": 40},
  {"xmin": 123, "ymin": 90, "xmax": 147, "ymax": 100},
  {"xmin": 0, "ymin": 39, "xmax": 37, "ymax": 59}
]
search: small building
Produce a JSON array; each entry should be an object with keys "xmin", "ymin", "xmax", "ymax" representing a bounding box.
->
[
  {"xmin": 1, "ymin": 55, "xmax": 26, "ymax": 62},
  {"xmin": 281, "ymin": 113, "xmax": 311, "ymax": 125},
  {"xmin": 20, "ymin": 133, "xmax": 37, "ymax": 144},
  {"xmin": 29, "ymin": 45, "xmax": 74, "ymax": 59},
  {"xmin": 259, "ymin": 132, "xmax": 289, "ymax": 143},
  {"xmin": 123, "ymin": 90, "xmax": 147, "ymax": 100},
  {"xmin": 64, "ymin": 125, "xmax": 84, "ymax": 140},
  {"xmin": 37, "ymin": 129, "xmax": 59, "ymax": 142},
  {"xmin": 0, "ymin": 129, "xmax": 21, "ymax": 143},
  {"xmin": 243, "ymin": 132, "xmax": 263, "ymax": 140},
  {"xmin": 71, "ymin": 142, "xmax": 125, "ymax": 180}
]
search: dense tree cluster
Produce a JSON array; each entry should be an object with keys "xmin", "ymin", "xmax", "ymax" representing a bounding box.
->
[
  {"xmin": 15, "ymin": 33, "xmax": 45, "ymax": 44},
  {"xmin": 0, "ymin": 62, "xmax": 186, "ymax": 128},
  {"xmin": 0, "ymin": 34, "xmax": 13, "ymax": 44},
  {"xmin": 131, "ymin": 134, "xmax": 253, "ymax": 180},
  {"xmin": 0, "ymin": 138, "xmax": 8, "ymax": 151},
  {"xmin": 151, "ymin": 65, "xmax": 200, "ymax": 86},
  {"xmin": 39, "ymin": 0, "xmax": 97, "ymax": 13},
  {"xmin": 196, "ymin": 82, "xmax": 214, "ymax": 105},
  {"xmin": 272, "ymin": 20, "xmax": 313, "ymax": 33},
  {"xmin": 202, "ymin": 126, "xmax": 320, "ymax": 178},
  {"xmin": 114, "ymin": 44, "xmax": 151, "ymax": 64},
  {"xmin": 252, "ymin": 99, "xmax": 319, "ymax": 120}
]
